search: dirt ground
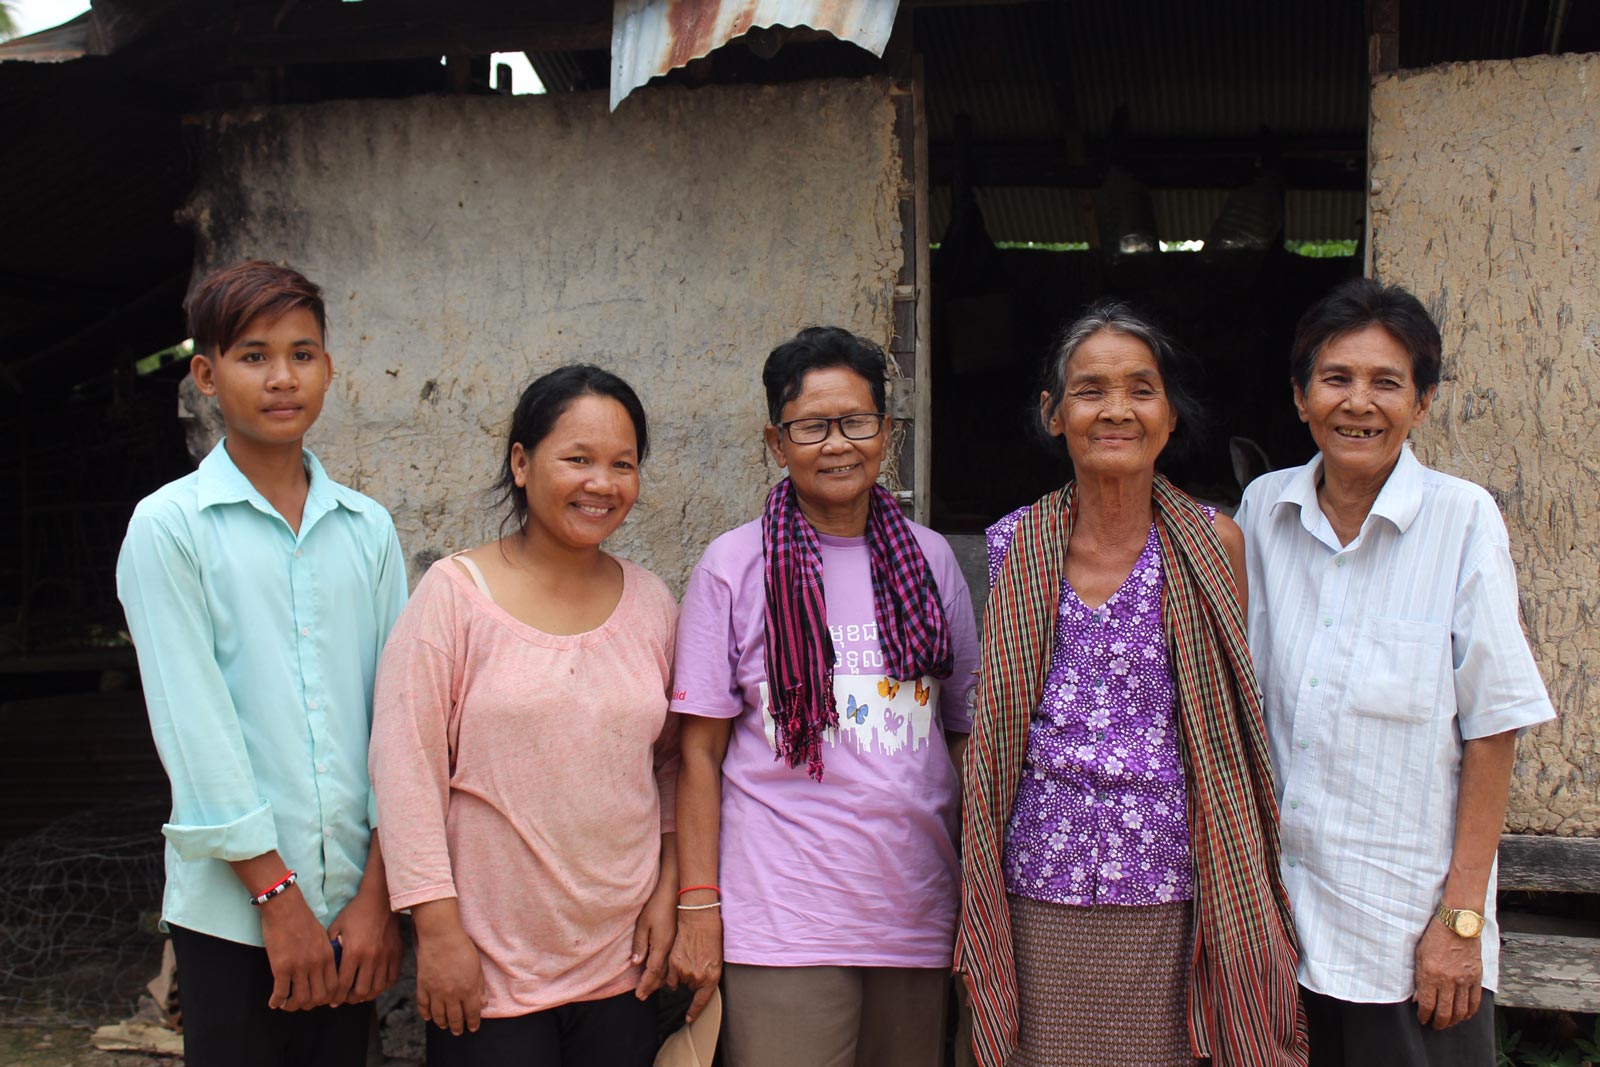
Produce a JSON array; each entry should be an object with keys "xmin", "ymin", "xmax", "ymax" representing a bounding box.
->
[{"xmin": 0, "ymin": 1026, "xmax": 176, "ymax": 1067}]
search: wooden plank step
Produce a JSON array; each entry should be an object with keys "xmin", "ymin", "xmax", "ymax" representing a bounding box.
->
[
  {"xmin": 1499, "ymin": 833, "xmax": 1600, "ymax": 893},
  {"xmin": 1498, "ymin": 930, "xmax": 1600, "ymax": 1013}
]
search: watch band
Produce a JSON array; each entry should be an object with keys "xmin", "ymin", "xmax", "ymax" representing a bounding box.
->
[{"xmin": 1434, "ymin": 902, "xmax": 1486, "ymax": 938}]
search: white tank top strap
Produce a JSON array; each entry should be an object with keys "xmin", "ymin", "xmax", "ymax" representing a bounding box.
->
[{"xmin": 451, "ymin": 553, "xmax": 495, "ymax": 603}]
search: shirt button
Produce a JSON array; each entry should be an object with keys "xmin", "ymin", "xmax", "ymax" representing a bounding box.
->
[
  {"xmin": 316, "ymin": 763, "xmax": 328, "ymax": 774},
  {"xmin": 1290, "ymin": 799, "xmax": 1300, "ymax": 810},
  {"xmin": 1298, "ymin": 738, "xmax": 1310, "ymax": 749},
  {"xmin": 300, "ymin": 626, "xmax": 310, "ymax": 637},
  {"xmin": 1334, "ymin": 557, "xmax": 1346, "ymax": 568},
  {"xmin": 323, "ymin": 827, "xmax": 334, "ymax": 838},
  {"xmin": 1287, "ymin": 856, "xmax": 1298, "ymax": 867},
  {"xmin": 1309, "ymin": 678, "xmax": 1319, "ymax": 687},
  {"xmin": 308, "ymin": 699, "xmax": 318, "ymax": 710},
  {"xmin": 294, "ymin": 549, "xmax": 302, "ymax": 559},
  {"xmin": 1323, "ymin": 616, "xmax": 1333, "ymax": 627}
]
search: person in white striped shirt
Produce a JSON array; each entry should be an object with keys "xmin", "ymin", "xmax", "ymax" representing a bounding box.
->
[{"xmin": 1236, "ymin": 278, "xmax": 1555, "ymax": 1067}]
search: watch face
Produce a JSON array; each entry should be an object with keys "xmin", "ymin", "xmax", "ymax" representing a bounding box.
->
[{"xmin": 1455, "ymin": 911, "xmax": 1485, "ymax": 938}]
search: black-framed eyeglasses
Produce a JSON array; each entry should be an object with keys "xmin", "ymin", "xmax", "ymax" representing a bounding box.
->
[{"xmin": 778, "ymin": 412, "xmax": 886, "ymax": 445}]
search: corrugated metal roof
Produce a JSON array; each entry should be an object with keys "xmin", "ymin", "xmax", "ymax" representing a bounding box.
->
[
  {"xmin": 931, "ymin": 186, "xmax": 1363, "ymax": 246},
  {"xmin": 919, "ymin": 1, "xmax": 1365, "ymax": 145},
  {"xmin": 0, "ymin": 13, "xmax": 90, "ymax": 63},
  {"xmin": 610, "ymin": 0, "xmax": 898, "ymax": 109}
]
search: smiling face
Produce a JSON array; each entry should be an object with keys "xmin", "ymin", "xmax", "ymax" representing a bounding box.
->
[
  {"xmin": 1294, "ymin": 324, "xmax": 1432, "ymax": 485},
  {"xmin": 764, "ymin": 366, "xmax": 890, "ymax": 530},
  {"xmin": 191, "ymin": 306, "xmax": 332, "ymax": 453},
  {"xmin": 1042, "ymin": 328, "xmax": 1177, "ymax": 477},
  {"xmin": 513, "ymin": 393, "xmax": 641, "ymax": 552}
]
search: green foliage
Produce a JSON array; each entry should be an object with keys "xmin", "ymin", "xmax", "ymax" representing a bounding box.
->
[
  {"xmin": 1498, "ymin": 1009, "xmax": 1600, "ymax": 1067},
  {"xmin": 0, "ymin": 3, "xmax": 17, "ymax": 42},
  {"xmin": 136, "ymin": 339, "xmax": 195, "ymax": 376},
  {"xmin": 994, "ymin": 240, "xmax": 1092, "ymax": 252},
  {"xmin": 1286, "ymin": 238, "xmax": 1360, "ymax": 258}
]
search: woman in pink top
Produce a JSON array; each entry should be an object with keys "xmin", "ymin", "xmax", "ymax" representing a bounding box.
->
[
  {"xmin": 666, "ymin": 328, "xmax": 981, "ymax": 1067},
  {"xmin": 371, "ymin": 366, "xmax": 679, "ymax": 1067}
]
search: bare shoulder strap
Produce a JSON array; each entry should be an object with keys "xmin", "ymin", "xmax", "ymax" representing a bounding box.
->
[{"xmin": 451, "ymin": 554, "xmax": 495, "ymax": 604}]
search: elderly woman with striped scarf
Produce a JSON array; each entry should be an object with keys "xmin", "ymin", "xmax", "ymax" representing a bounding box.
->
[
  {"xmin": 665, "ymin": 327, "xmax": 981, "ymax": 1067},
  {"xmin": 957, "ymin": 300, "xmax": 1308, "ymax": 1067}
]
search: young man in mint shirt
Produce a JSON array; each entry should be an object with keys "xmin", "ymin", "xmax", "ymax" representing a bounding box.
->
[{"xmin": 117, "ymin": 260, "xmax": 406, "ymax": 1067}]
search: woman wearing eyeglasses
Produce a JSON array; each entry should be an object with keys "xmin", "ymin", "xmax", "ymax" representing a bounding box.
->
[{"xmin": 665, "ymin": 326, "xmax": 981, "ymax": 1067}]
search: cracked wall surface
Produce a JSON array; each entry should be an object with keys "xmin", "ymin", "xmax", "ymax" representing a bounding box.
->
[
  {"xmin": 182, "ymin": 78, "xmax": 902, "ymax": 593},
  {"xmin": 1371, "ymin": 54, "xmax": 1599, "ymax": 834}
]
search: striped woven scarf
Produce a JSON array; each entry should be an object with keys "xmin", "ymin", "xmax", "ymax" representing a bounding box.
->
[
  {"xmin": 762, "ymin": 479, "xmax": 954, "ymax": 781},
  {"xmin": 956, "ymin": 475, "xmax": 1308, "ymax": 1067}
]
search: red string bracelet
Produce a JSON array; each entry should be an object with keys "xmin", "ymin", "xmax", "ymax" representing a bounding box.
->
[{"xmin": 677, "ymin": 884, "xmax": 720, "ymax": 898}]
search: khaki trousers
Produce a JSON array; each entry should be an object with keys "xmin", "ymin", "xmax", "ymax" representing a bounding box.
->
[{"xmin": 721, "ymin": 963, "xmax": 949, "ymax": 1067}]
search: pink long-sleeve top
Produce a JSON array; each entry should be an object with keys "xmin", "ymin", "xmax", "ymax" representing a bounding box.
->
[{"xmin": 370, "ymin": 555, "xmax": 678, "ymax": 1017}]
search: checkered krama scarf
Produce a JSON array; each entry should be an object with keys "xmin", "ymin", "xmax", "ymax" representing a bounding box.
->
[
  {"xmin": 761, "ymin": 479, "xmax": 954, "ymax": 781},
  {"xmin": 956, "ymin": 475, "xmax": 1308, "ymax": 1067}
]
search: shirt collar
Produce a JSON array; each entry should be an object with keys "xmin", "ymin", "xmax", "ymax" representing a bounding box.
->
[
  {"xmin": 196, "ymin": 439, "xmax": 366, "ymax": 518},
  {"xmin": 1267, "ymin": 444, "xmax": 1424, "ymax": 534},
  {"xmin": 1367, "ymin": 444, "xmax": 1424, "ymax": 532}
]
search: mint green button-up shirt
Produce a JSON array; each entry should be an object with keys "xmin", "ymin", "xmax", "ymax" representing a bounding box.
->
[{"xmin": 116, "ymin": 440, "xmax": 408, "ymax": 947}]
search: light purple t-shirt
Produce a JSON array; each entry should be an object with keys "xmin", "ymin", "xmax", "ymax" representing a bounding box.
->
[
  {"xmin": 671, "ymin": 517, "xmax": 980, "ymax": 968},
  {"xmin": 987, "ymin": 506, "xmax": 1204, "ymax": 908}
]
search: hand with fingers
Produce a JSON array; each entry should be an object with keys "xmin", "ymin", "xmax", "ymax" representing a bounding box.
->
[
  {"xmin": 666, "ymin": 903, "xmax": 722, "ymax": 1025},
  {"xmin": 412, "ymin": 899, "xmax": 485, "ymax": 1037},
  {"xmin": 632, "ymin": 875, "xmax": 678, "ymax": 1000},
  {"xmin": 1413, "ymin": 916, "xmax": 1484, "ymax": 1029},
  {"xmin": 326, "ymin": 881, "xmax": 403, "ymax": 1006},
  {"xmin": 259, "ymin": 885, "xmax": 340, "ymax": 1011}
]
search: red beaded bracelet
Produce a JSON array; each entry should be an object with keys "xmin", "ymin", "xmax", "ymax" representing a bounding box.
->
[
  {"xmin": 248, "ymin": 870, "xmax": 298, "ymax": 906},
  {"xmin": 677, "ymin": 884, "xmax": 720, "ymax": 898}
]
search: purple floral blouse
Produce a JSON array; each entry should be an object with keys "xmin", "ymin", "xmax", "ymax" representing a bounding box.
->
[{"xmin": 987, "ymin": 505, "xmax": 1208, "ymax": 908}]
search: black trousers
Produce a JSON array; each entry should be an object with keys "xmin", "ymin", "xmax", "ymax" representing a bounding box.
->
[
  {"xmin": 168, "ymin": 924, "xmax": 370, "ymax": 1067},
  {"xmin": 1303, "ymin": 985, "xmax": 1496, "ymax": 1067},
  {"xmin": 425, "ymin": 989, "xmax": 658, "ymax": 1067}
]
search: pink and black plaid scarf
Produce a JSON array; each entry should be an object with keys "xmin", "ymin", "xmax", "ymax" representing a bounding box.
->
[{"xmin": 761, "ymin": 479, "xmax": 954, "ymax": 781}]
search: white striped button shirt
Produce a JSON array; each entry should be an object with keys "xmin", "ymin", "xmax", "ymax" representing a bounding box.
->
[{"xmin": 1236, "ymin": 445, "xmax": 1555, "ymax": 1003}]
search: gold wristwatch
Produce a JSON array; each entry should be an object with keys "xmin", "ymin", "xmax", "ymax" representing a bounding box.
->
[{"xmin": 1435, "ymin": 903, "xmax": 1486, "ymax": 938}]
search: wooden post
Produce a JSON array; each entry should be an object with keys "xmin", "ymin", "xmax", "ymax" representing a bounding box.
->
[{"xmin": 1368, "ymin": 0, "xmax": 1400, "ymax": 75}]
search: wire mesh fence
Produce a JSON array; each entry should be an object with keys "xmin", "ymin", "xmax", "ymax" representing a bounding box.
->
[{"xmin": 0, "ymin": 801, "xmax": 168, "ymax": 1027}]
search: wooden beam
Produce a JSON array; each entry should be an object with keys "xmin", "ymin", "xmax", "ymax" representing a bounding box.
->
[
  {"xmin": 1499, "ymin": 833, "xmax": 1600, "ymax": 893},
  {"xmin": 1498, "ymin": 931, "xmax": 1600, "ymax": 1013},
  {"xmin": 1368, "ymin": 0, "xmax": 1400, "ymax": 74},
  {"xmin": 221, "ymin": 18, "xmax": 611, "ymax": 66},
  {"xmin": 929, "ymin": 137, "xmax": 1365, "ymax": 191}
]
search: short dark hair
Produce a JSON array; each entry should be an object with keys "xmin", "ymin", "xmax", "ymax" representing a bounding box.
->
[
  {"xmin": 1039, "ymin": 298, "xmax": 1208, "ymax": 467},
  {"xmin": 1291, "ymin": 278, "xmax": 1442, "ymax": 395},
  {"xmin": 492, "ymin": 365, "xmax": 650, "ymax": 534},
  {"xmin": 187, "ymin": 260, "xmax": 328, "ymax": 357},
  {"xmin": 762, "ymin": 326, "xmax": 889, "ymax": 425}
]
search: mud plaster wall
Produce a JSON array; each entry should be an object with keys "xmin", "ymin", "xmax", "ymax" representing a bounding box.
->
[
  {"xmin": 1370, "ymin": 54, "xmax": 1599, "ymax": 834},
  {"xmin": 181, "ymin": 78, "xmax": 902, "ymax": 593}
]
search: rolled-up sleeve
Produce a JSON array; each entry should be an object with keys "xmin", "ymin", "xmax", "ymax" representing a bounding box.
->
[
  {"xmin": 117, "ymin": 510, "xmax": 278, "ymax": 862},
  {"xmin": 1453, "ymin": 538, "xmax": 1557, "ymax": 740}
]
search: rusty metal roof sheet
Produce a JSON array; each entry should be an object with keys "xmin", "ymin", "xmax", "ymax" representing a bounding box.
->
[
  {"xmin": 610, "ymin": 0, "xmax": 898, "ymax": 109},
  {"xmin": 0, "ymin": 13, "xmax": 90, "ymax": 63}
]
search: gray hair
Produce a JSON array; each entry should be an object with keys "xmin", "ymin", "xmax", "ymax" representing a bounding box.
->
[{"xmin": 1038, "ymin": 298, "xmax": 1208, "ymax": 466}]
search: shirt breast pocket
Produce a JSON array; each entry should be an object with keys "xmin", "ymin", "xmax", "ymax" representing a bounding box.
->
[{"xmin": 1346, "ymin": 615, "xmax": 1449, "ymax": 725}]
